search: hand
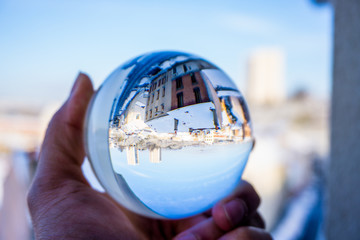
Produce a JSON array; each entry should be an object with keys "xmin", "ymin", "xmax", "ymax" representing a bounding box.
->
[{"xmin": 27, "ymin": 73, "xmax": 272, "ymax": 240}]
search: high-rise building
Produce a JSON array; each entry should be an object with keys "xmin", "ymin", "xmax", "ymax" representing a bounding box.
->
[{"xmin": 246, "ymin": 48, "xmax": 286, "ymax": 105}]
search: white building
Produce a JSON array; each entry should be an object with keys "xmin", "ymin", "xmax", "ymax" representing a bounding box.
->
[{"xmin": 246, "ymin": 48, "xmax": 286, "ymax": 105}]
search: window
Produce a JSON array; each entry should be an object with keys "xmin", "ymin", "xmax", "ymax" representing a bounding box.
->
[
  {"xmin": 155, "ymin": 106, "xmax": 158, "ymax": 114},
  {"xmin": 191, "ymin": 73, "xmax": 197, "ymax": 84},
  {"xmin": 194, "ymin": 87, "xmax": 201, "ymax": 103},
  {"xmin": 161, "ymin": 104, "xmax": 164, "ymax": 111},
  {"xmin": 162, "ymin": 86, "xmax": 165, "ymax": 97},
  {"xmin": 157, "ymin": 90, "xmax": 160, "ymax": 100},
  {"xmin": 173, "ymin": 67, "xmax": 177, "ymax": 74},
  {"xmin": 177, "ymin": 92, "xmax": 184, "ymax": 108},
  {"xmin": 150, "ymin": 109, "xmax": 152, "ymax": 118},
  {"xmin": 158, "ymin": 80, "xmax": 161, "ymax": 87},
  {"xmin": 183, "ymin": 64, "xmax": 187, "ymax": 72},
  {"xmin": 162, "ymin": 78, "xmax": 165, "ymax": 84},
  {"xmin": 146, "ymin": 111, "xmax": 148, "ymax": 119},
  {"xmin": 151, "ymin": 93, "xmax": 154, "ymax": 103},
  {"xmin": 176, "ymin": 77, "xmax": 183, "ymax": 90}
]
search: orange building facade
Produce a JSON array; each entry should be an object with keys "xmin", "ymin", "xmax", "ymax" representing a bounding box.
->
[{"xmin": 171, "ymin": 71, "xmax": 210, "ymax": 110}]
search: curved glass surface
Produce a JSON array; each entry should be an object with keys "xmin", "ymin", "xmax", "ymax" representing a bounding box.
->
[{"xmin": 85, "ymin": 51, "xmax": 254, "ymax": 219}]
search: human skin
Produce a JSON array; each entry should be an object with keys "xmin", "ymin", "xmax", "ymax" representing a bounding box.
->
[{"xmin": 27, "ymin": 73, "xmax": 273, "ymax": 240}]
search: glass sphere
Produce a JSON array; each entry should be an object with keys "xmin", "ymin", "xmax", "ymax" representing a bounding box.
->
[{"xmin": 85, "ymin": 51, "xmax": 254, "ymax": 219}]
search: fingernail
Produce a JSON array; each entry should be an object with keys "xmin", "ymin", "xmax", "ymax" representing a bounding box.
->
[{"xmin": 224, "ymin": 199, "xmax": 248, "ymax": 227}]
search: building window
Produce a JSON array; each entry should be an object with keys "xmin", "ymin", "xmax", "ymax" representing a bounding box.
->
[
  {"xmin": 194, "ymin": 87, "xmax": 201, "ymax": 103},
  {"xmin": 155, "ymin": 106, "xmax": 158, "ymax": 114},
  {"xmin": 146, "ymin": 111, "xmax": 148, "ymax": 119},
  {"xmin": 162, "ymin": 86, "xmax": 165, "ymax": 97},
  {"xmin": 151, "ymin": 93, "xmax": 154, "ymax": 103},
  {"xmin": 173, "ymin": 67, "xmax": 177, "ymax": 74},
  {"xmin": 161, "ymin": 104, "xmax": 164, "ymax": 111},
  {"xmin": 183, "ymin": 64, "xmax": 187, "ymax": 72},
  {"xmin": 176, "ymin": 77, "xmax": 183, "ymax": 90},
  {"xmin": 158, "ymin": 80, "xmax": 161, "ymax": 87},
  {"xmin": 177, "ymin": 92, "xmax": 184, "ymax": 108},
  {"xmin": 157, "ymin": 90, "xmax": 160, "ymax": 100},
  {"xmin": 162, "ymin": 78, "xmax": 165, "ymax": 84},
  {"xmin": 150, "ymin": 109, "xmax": 152, "ymax": 118},
  {"xmin": 191, "ymin": 73, "xmax": 197, "ymax": 84}
]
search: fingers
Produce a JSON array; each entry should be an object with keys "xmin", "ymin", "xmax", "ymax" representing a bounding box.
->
[
  {"xmin": 174, "ymin": 218, "xmax": 224, "ymax": 240},
  {"xmin": 218, "ymin": 226, "xmax": 273, "ymax": 240},
  {"xmin": 66, "ymin": 73, "xmax": 94, "ymax": 131},
  {"xmin": 224, "ymin": 180, "xmax": 261, "ymax": 215},
  {"xmin": 212, "ymin": 198, "xmax": 248, "ymax": 231},
  {"xmin": 174, "ymin": 217, "xmax": 269, "ymax": 240},
  {"xmin": 212, "ymin": 180, "xmax": 261, "ymax": 231},
  {"xmin": 35, "ymin": 73, "xmax": 94, "ymax": 184},
  {"xmin": 244, "ymin": 211, "xmax": 266, "ymax": 229}
]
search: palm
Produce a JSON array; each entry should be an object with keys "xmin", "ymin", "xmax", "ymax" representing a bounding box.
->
[
  {"xmin": 28, "ymin": 74, "xmax": 271, "ymax": 240},
  {"xmin": 37, "ymin": 177, "xmax": 207, "ymax": 239}
]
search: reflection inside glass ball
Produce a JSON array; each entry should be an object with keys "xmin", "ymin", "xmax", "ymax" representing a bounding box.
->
[{"xmin": 104, "ymin": 52, "xmax": 253, "ymax": 219}]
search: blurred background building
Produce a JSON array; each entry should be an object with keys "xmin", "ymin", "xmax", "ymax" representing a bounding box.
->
[
  {"xmin": 247, "ymin": 48, "xmax": 286, "ymax": 105},
  {"xmin": 2, "ymin": 0, "xmax": 358, "ymax": 239}
]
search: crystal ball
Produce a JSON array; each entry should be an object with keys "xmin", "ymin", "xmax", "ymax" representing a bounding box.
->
[{"xmin": 85, "ymin": 51, "xmax": 254, "ymax": 219}]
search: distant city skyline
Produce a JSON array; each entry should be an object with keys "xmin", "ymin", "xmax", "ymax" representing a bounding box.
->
[{"xmin": 0, "ymin": 0, "xmax": 332, "ymax": 106}]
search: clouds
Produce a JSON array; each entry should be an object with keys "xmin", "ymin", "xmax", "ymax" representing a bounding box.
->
[{"xmin": 217, "ymin": 13, "xmax": 282, "ymax": 36}]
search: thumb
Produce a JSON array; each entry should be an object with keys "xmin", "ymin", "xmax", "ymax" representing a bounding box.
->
[{"xmin": 36, "ymin": 73, "xmax": 94, "ymax": 184}]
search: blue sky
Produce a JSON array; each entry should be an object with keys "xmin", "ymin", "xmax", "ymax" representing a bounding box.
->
[{"xmin": 0, "ymin": 0, "xmax": 332, "ymax": 105}]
